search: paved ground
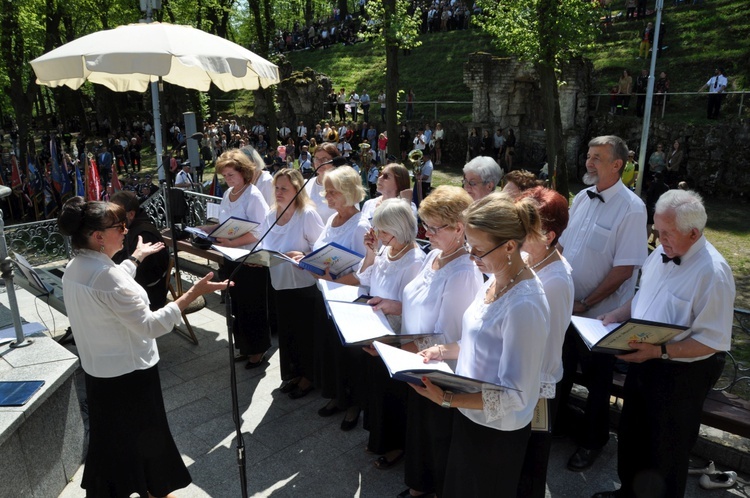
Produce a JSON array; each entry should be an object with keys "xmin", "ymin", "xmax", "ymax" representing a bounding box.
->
[{"xmin": 2, "ymin": 270, "xmax": 747, "ymax": 497}]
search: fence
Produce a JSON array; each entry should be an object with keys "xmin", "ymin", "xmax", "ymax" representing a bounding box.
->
[
  {"xmin": 4, "ymin": 187, "xmax": 221, "ymax": 266},
  {"xmin": 589, "ymin": 90, "xmax": 747, "ymax": 119}
]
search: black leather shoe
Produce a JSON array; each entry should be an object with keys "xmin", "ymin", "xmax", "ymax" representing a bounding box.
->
[
  {"xmin": 567, "ymin": 446, "xmax": 601, "ymax": 472},
  {"xmin": 245, "ymin": 353, "xmax": 268, "ymax": 369},
  {"xmin": 340, "ymin": 409, "xmax": 360, "ymax": 431},
  {"xmin": 279, "ymin": 380, "xmax": 299, "ymax": 394},
  {"xmin": 288, "ymin": 384, "xmax": 314, "ymax": 399},
  {"xmin": 318, "ymin": 402, "xmax": 343, "ymax": 417}
]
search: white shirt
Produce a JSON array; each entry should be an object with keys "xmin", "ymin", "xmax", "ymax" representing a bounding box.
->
[
  {"xmin": 297, "ymin": 125, "xmax": 307, "ymax": 137},
  {"xmin": 558, "ymin": 180, "xmax": 647, "ymax": 317},
  {"xmin": 174, "ymin": 169, "xmax": 193, "ymax": 189},
  {"xmin": 707, "ymin": 74, "xmax": 728, "ymax": 93},
  {"xmin": 402, "ymin": 251, "xmax": 483, "ymax": 359},
  {"xmin": 421, "ymin": 160, "xmax": 433, "ymax": 182},
  {"xmin": 534, "ymin": 258, "xmax": 574, "ymax": 396},
  {"xmin": 631, "ymin": 236, "xmax": 735, "ymax": 362},
  {"xmin": 254, "ymin": 170, "xmax": 275, "ymax": 206},
  {"xmin": 63, "ymin": 250, "xmax": 182, "ymax": 378},
  {"xmin": 218, "ymin": 183, "xmax": 269, "ymax": 250},
  {"xmin": 313, "ymin": 211, "xmax": 371, "ymax": 278},
  {"xmin": 357, "ymin": 246, "xmax": 425, "ymax": 330},
  {"xmin": 360, "ymin": 197, "xmax": 417, "ymax": 223},
  {"xmin": 279, "ymin": 126, "xmax": 291, "ymax": 138},
  {"xmin": 260, "ymin": 206, "xmax": 324, "ymax": 290},
  {"xmin": 305, "ymin": 178, "xmax": 337, "ymax": 221},
  {"xmin": 456, "ymin": 276, "xmax": 550, "ymax": 431}
]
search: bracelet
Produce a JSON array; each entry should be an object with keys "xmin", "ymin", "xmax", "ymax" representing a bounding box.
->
[
  {"xmin": 441, "ymin": 390, "xmax": 454, "ymax": 408},
  {"xmin": 438, "ymin": 345, "xmax": 444, "ymax": 360},
  {"xmin": 128, "ymin": 256, "xmax": 141, "ymax": 267}
]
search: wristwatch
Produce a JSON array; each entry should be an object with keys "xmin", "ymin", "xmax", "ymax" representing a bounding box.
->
[
  {"xmin": 128, "ymin": 256, "xmax": 141, "ymax": 267},
  {"xmin": 441, "ymin": 390, "xmax": 454, "ymax": 408},
  {"xmin": 660, "ymin": 343, "xmax": 670, "ymax": 360}
]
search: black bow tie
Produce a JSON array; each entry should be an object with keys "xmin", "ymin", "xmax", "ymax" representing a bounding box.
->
[
  {"xmin": 661, "ymin": 253, "xmax": 681, "ymax": 265},
  {"xmin": 587, "ymin": 190, "xmax": 605, "ymax": 202}
]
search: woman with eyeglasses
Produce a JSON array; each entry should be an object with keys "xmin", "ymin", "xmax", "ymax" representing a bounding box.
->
[
  {"xmin": 57, "ymin": 197, "xmax": 229, "ymax": 498},
  {"xmin": 413, "ymin": 192, "xmax": 550, "ymax": 497},
  {"xmin": 515, "ymin": 186, "xmax": 574, "ymax": 498},
  {"xmin": 308, "ymin": 165, "xmax": 372, "ymax": 430},
  {"xmin": 259, "ymin": 168, "xmax": 325, "ymax": 399},
  {"xmin": 462, "ymin": 156, "xmax": 503, "ymax": 201},
  {"xmin": 369, "ymin": 186, "xmax": 482, "ymax": 498},
  {"xmin": 361, "ymin": 163, "xmax": 413, "ymax": 222},
  {"xmin": 356, "ymin": 199, "xmax": 425, "ymax": 469}
]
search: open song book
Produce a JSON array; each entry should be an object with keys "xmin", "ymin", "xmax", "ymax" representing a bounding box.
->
[
  {"xmin": 184, "ymin": 216, "xmax": 259, "ymax": 243},
  {"xmin": 571, "ymin": 315, "xmax": 688, "ymax": 354}
]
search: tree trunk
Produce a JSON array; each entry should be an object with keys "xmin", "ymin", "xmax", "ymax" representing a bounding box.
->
[
  {"xmin": 383, "ymin": 0, "xmax": 400, "ymax": 158},
  {"xmin": 338, "ymin": 0, "xmax": 348, "ymax": 19},
  {"xmin": 536, "ymin": 63, "xmax": 569, "ymax": 200}
]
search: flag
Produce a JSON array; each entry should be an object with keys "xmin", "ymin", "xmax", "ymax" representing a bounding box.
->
[
  {"xmin": 27, "ymin": 156, "xmax": 42, "ymax": 196},
  {"xmin": 208, "ymin": 171, "xmax": 223, "ymax": 197},
  {"xmin": 75, "ymin": 165, "xmax": 85, "ymax": 197},
  {"xmin": 58, "ymin": 145, "xmax": 73, "ymax": 196},
  {"xmin": 50, "ymin": 138, "xmax": 71, "ymax": 195},
  {"xmin": 111, "ymin": 168, "xmax": 122, "ymax": 192},
  {"xmin": 10, "ymin": 154, "xmax": 22, "ymax": 189},
  {"xmin": 86, "ymin": 154, "xmax": 103, "ymax": 201}
]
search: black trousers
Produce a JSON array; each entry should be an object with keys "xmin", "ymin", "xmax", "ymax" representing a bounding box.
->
[
  {"xmin": 707, "ymin": 93, "xmax": 724, "ymax": 119},
  {"xmin": 617, "ymin": 354, "xmax": 725, "ymax": 498}
]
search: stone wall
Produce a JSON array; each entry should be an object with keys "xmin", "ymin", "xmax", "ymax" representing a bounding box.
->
[
  {"xmin": 274, "ymin": 63, "xmax": 333, "ymax": 131},
  {"xmin": 463, "ymin": 53, "xmax": 591, "ymax": 173},
  {"xmin": 589, "ymin": 116, "xmax": 750, "ymax": 195}
]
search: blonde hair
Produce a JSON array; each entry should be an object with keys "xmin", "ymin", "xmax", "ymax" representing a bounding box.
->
[
  {"xmin": 216, "ymin": 149, "xmax": 257, "ymax": 183},
  {"xmin": 418, "ymin": 185, "xmax": 473, "ymax": 227},
  {"xmin": 323, "ymin": 166, "xmax": 366, "ymax": 207},
  {"xmin": 273, "ymin": 168, "xmax": 312, "ymax": 212},
  {"xmin": 463, "ymin": 192, "xmax": 543, "ymax": 248}
]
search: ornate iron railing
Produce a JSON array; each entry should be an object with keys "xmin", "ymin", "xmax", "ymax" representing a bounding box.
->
[{"xmin": 4, "ymin": 186, "xmax": 221, "ymax": 264}]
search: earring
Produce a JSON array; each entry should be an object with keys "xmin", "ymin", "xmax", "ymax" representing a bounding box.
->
[
  {"xmin": 100, "ymin": 245, "xmax": 105, "ymax": 253},
  {"xmin": 507, "ymin": 254, "xmax": 512, "ymax": 265},
  {"xmin": 545, "ymin": 244, "xmax": 550, "ymax": 250}
]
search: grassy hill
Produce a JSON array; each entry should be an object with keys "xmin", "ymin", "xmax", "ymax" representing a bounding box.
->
[{"xmin": 276, "ymin": 0, "xmax": 749, "ymax": 124}]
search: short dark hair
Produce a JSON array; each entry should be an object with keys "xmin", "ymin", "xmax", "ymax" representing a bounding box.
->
[{"xmin": 57, "ymin": 197, "xmax": 125, "ymax": 250}]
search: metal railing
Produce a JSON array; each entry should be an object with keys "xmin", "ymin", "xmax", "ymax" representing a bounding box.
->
[
  {"xmin": 4, "ymin": 187, "xmax": 221, "ymax": 264},
  {"xmin": 590, "ymin": 90, "xmax": 747, "ymax": 119}
]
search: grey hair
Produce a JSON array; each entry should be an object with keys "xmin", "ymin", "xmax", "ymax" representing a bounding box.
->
[
  {"xmin": 654, "ymin": 189, "xmax": 706, "ymax": 233},
  {"xmin": 239, "ymin": 145, "xmax": 265, "ymax": 172},
  {"xmin": 463, "ymin": 156, "xmax": 503, "ymax": 188},
  {"xmin": 372, "ymin": 198, "xmax": 418, "ymax": 245},
  {"xmin": 588, "ymin": 135, "xmax": 629, "ymax": 172}
]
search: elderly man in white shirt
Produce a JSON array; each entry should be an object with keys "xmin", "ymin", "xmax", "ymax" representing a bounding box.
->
[
  {"xmin": 558, "ymin": 135, "xmax": 647, "ymax": 472},
  {"xmin": 592, "ymin": 189, "xmax": 734, "ymax": 498}
]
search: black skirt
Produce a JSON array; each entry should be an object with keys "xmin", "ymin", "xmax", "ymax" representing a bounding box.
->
[
  {"xmin": 275, "ymin": 285, "xmax": 318, "ymax": 381},
  {"xmin": 221, "ymin": 260, "xmax": 272, "ymax": 356},
  {"xmin": 362, "ymin": 354, "xmax": 408, "ymax": 454},
  {"xmin": 82, "ymin": 364, "xmax": 191, "ymax": 497}
]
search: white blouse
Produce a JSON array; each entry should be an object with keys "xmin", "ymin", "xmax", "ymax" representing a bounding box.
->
[
  {"xmin": 313, "ymin": 211, "xmax": 371, "ymax": 278},
  {"xmin": 356, "ymin": 246, "xmax": 426, "ymax": 330},
  {"xmin": 305, "ymin": 178, "xmax": 337, "ymax": 222},
  {"xmin": 402, "ymin": 251, "xmax": 483, "ymax": 360},
  {"xmin": 535, "ymin": 258, "xmax": 574, "ymax": 398},
  {"xmin": 456, "ymin": 276, "xmax": 550, "ymax": 431},
  {"xmin": 254, "ymin": 170, "xmax": 275, "ymax": 207},
  {"xmin": 260, "ymin": 206, "xmax": 325, "ymax": 290},
  {"xmin": 62, "ymin": 249, "xmax": 183, "ymax": 379},
  {"xmin": 218, "ymin": 183, "xmax": 269, "ymax": 250}
]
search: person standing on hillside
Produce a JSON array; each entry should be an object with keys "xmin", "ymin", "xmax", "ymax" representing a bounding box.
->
[
  {"xmin": 638, "ymin": 23, "xmax": 653, "ymax": 59},
  {"xmin": 699, "ymin": 68, "xmax": 728, "ymax": 119},
  {"xmin": 378, "ymin": 90, "xmax": 387, "ymax": 122},
  {"xmin": 360, "ymin": 90, "xmax": 371, "ymax": 123},
  {"xmin": 635, "ymin": 69, "xmax": 649, "ymax": 118}
]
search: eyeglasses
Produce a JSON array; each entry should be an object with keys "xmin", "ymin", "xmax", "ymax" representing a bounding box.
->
[
  {"xmin": 105, "ymin": 221, "xmax": 127, "ymax": 233},
  {"xmin": 421, "ymin": 222, "xmax": 449, "ymax": 235},
  {"xmin": 464, "ymin": 240, "xmax": 508, "ymax": 262},
  {"xmin": 462, "ymin": 178, "xmax": 489, "ymax": 188},
  {"xmin": 379, "ymin": 172, "xmax": 391, "ymax": 179}
]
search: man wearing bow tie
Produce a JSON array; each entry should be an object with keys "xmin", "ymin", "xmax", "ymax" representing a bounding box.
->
[
  {"xmin": 557, "ymin": 135, "xmax": 648, "ymax": 472},
  {"xmin": 592, "ymin": 189, "xmax": 734, "ymax": 498}
]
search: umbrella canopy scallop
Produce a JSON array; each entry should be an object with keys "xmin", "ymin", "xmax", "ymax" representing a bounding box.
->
[{"xmin": 31, "ymin": 22, "xmax": 279, "ymax": 92}]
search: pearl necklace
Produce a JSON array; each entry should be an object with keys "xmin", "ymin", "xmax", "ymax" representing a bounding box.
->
[
  {"xmin": 438, "ymin": 245, "xmax": 465, "ymax": 262},
  {"xmin": 387, "ymin": 242, "xmax": 412, "ymax": 261},
  {"xmin": 487, "ymin": 266, "xmax": 528, "ymax": 303},
  {"xmin": 530, "ymin": 248, "xmax": 556, "ymax": 270},
  {"xmin": 229, "ymin": 183, "xmax": 249, "ymax": 198}
]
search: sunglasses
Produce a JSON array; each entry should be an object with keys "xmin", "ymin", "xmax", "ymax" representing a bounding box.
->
[
  {"xmin": 379, "ymin": 172, "xmax": 391, "ymax": 179},
  {"xmin": 464, "ymin": 240, "xmax": 508, "ymax": 262},
  {"xmin": 106, "ymin": 221, "xmax": 127, "ymax": 233}
]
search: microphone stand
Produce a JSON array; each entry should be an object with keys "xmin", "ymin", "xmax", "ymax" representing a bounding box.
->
[{"xmin": 220, "ymin": 158, "xmax": 341, "ymax": 498}]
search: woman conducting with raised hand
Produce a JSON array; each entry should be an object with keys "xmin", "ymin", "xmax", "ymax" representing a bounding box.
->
[
  {"xmin": 260, "ymin": 168, "xmax": 324, "ymax": 399},
  {"xmin": 58, "ymin": 197, "xmax": 229, "ymax": 498},
  {"xmin": 516, "ymin": 186, "xmax": 574, "ymax": 498},
  {"xmin": 357, "ymin": 199, "xmax": 425, "ymax": 468},
  {"xmin": 360, "ymin": 163, "xmax": 414, "ymax": 222},
  {"xmin": 369, "ymin": 186, "xmax": 483, "ymax": 498},
  {"xmin": 413, "ymin": 192, "xmax": 550, "ymax": 497},
  {"xmin": 207, "ymin": 149, "xmax": 270, "ymax": 369}
]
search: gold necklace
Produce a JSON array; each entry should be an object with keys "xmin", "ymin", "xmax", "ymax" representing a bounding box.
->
[{"xmin": 487, "ymin": 266, "xmax": 528, "ymax": 303}]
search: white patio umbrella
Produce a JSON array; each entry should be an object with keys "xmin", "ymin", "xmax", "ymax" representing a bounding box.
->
[{"xmin": 30, "ymin": 21, "xmax": 280, "ymax": 179}]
